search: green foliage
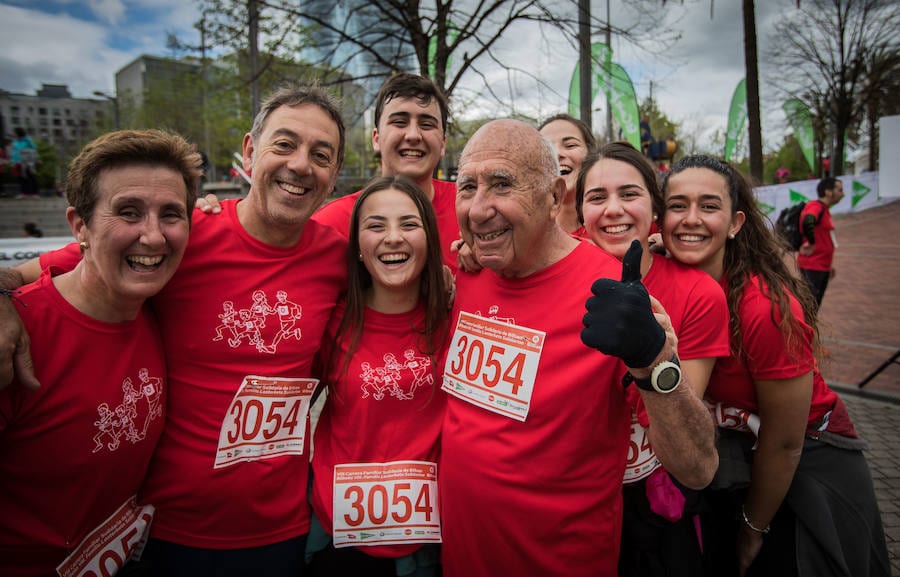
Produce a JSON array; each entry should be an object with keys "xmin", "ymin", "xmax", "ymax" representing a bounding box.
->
[
  {"xmin": 639, "ymin": 97, "xmax": 679, "ymax": 144},
  {"xmin": 764, "ymin": 134, "xmax": 814, "ymax": 183},
  {"xmin": 124, "ymin": 51, "xmax": 350, "ymax": 180}
]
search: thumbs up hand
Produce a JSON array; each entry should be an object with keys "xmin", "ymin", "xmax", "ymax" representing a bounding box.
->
[{"xmin": 581, "ymin": 240, "xmax": 665, "ymax": 369}]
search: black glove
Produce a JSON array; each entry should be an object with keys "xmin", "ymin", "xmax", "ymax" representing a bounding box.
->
[{"xmin": 581, "ymin": 240, "xmax": 665, "ymax": 368}]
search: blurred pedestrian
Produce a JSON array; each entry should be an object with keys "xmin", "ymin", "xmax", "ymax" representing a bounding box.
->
[
  {"xmin": 798, "ymin": 177, "xmax": 844, "ymax": 309},
  {"xmin": 11, "ymin": 128, "xmax": 39, "ymax": 198},
  {"xmin": 22, "ymin": 222, "xmax": 43, "ymax": 238}
]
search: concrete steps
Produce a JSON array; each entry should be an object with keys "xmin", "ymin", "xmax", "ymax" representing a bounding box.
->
[
  {"xmin": 0, "ymin": 197, "xmax": 71, "ymax": 239},
  {"xmin": 0, "ymin": 182, "xmax": 249, "ymax": 240}
]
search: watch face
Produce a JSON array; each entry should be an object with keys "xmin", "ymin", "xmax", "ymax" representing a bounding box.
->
[{"xmin": 656, "ymin": 366, "xmax": 680, "ymax": 391}]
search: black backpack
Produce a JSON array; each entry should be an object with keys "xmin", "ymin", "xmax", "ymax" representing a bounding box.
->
[{"xmin": 774, "ymin": 201, "xmax": 806, "ymax": 251}]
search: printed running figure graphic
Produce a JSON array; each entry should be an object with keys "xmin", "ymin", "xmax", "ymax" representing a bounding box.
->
[
  {"xmin": 213, "ymin": 289, "xmax": 302, "ymax": 354},
  {"xmin": 249, "ymin": 290, "xmax": 275, "ymax": 330},
  {"xmin": 119, "ymin": 378, "xmax": 143, "ymax": 443},
  {"xmin": 358, "ymin": 351, "xmax": 434, "ymax": 401},
  {"xmin": 213, "ymin": 301, "xmax": 239, "ymax": 342},
  {"xmin": 92, "ymin": 369, "xmax": 165, "ymax": 452},
  {"xmin": 228, "ymin": 309, "xmax": 274, "ymax": 354},
  {"xmin": 269, "ymin": 290, "xmax": 302, "ymax": 348},
  {"xmin": 93, "ymin": 403, "xmax": 122, "ymax": 452},
  {"xmin": 401, "ymin": 348, "xmax": 433, "ymax": 398},
  {"xmin": 138, "ymin": 368, "xmax": 163, "ymax": 436},
  {"xmin": 477, "ymin": 304, "xmax": 515, "ymax": 324}
]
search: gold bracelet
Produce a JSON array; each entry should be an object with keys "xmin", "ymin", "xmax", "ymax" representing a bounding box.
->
[{"xmin": 741, "ymin": 505, "xmax": 770, "ymax": 534}]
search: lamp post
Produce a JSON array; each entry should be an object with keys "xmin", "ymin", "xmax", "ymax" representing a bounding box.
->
[{"xmin": 93, "ymin": 90, "xmax": 119, "ymax": 129}]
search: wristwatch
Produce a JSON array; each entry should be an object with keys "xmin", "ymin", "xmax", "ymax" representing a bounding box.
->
[{"xmin": 623, "ymin": 354, "xmax": 682, "ymax": 394}]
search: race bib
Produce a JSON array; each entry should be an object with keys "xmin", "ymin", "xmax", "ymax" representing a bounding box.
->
[
  {"xmin": 214, "ymin": 375, "xmax": 317, "ymax": 469},
  {"xmin": 442, "ymin": 312, "xmax": 545, "ymax": 421},
  {"xmin": 623, "ymin": 412, "xmax": 661, "ymax": 483},
  {"xmin": 56, "ymin": 497, "xmax": 153, "ymax": 577},
  {"xmin": 332, "ymin": 461, "xmax": 441, "ymax": 548},
  {"xmin": 708, "ymin": 401, "xmax": 761, "ymax": 438}
]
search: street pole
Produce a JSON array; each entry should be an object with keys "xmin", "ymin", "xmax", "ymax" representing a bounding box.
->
[
  {"xmin": 578, "ymin": 0, "xmax": 592, "ymax": 129},
  {"xmin": 249, "ymin": 0, "xmax": 260, "ymax": 119},
  {"xmin": 606, "ymin": 0, "xmax": 613, "ymax": 141},
  {"xmin": 743, "ymin": 0, "xmax": 763, "ymax": 182}
]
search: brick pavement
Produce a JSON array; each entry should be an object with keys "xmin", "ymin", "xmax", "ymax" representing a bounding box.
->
[
  {"xmin": 814, "ymin": 198, "xmax": 900, "ymax": 395},
  {"xmin": 840, "ymin": 393, "xmax": 900, "ymax": 575},
  {"xmin": 807, "ymin": 197, "xmax": 900, "ymax": 573}
]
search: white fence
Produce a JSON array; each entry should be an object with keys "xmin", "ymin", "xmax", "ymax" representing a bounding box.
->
[
  {"xmin": 754, "ymin": 172, "xmax": 890, "ymax": 224},
  {"xmin": 0, "ymin": 236, "xmax": 72, "ymax": 267}
]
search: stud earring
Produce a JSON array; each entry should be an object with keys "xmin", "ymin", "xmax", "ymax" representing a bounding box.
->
[
  {"xmin": 728, "ymin": 232, "xmax": 736, "ymax": 239},
  {"xmin": 358, "ymin": 252, "xmax": 363, "ymax": 260},
  {"xmin": 79, "ymin": 241, "xmax": 89, "ymax": 252}
]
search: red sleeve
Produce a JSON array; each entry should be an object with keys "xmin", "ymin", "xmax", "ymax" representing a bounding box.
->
[
  {"xmin": 740, "ymin": 279, "xmax": 815, "ymax": 381},
  {"xmin": 39, "ymin": 242, "xmax": 81, "ymax": 272},
  {"xmin": 311, "ymin": 193, "xmax": 359, "ymax": 238}
]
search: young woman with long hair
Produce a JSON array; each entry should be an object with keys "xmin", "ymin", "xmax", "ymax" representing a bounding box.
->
[
  {"xmin": 660, "ymin": 155, "xmax": 889, "ymax": 577},
  {"xmin": 307, "ymin": 175, "xmax": 450, "ymax": 577}
]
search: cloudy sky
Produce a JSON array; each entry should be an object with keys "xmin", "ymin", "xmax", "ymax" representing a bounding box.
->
[{"xmin": 0, "ymin": 0, "xmax": 795, "ymax": 153}]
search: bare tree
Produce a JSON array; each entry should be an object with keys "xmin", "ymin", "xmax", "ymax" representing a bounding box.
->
[
  {"xmin": 261, "ymin": 0, "xmax": 677, "ymax": 111},
  {"xmin": 858, "ymin": 45, "xmax": 900, "ymax": 171},
  {"xmin": 769, "ymin": 0, "xmax": 899, "ymax": 175}
]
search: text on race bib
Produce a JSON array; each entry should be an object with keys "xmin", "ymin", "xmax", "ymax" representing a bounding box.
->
[
  {"xmin": 215, "ymin": 376, "xmax": 317, "ymax": 468},
  {"xmin": 442, "ymin": 312, "xmax": 545, "ymax": 422},
  {"xmin": 332, "ymin": 461, "xmax": 441, "ymax": 548}
]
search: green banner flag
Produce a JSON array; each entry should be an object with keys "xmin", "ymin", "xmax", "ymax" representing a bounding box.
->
[
  {"xmin": 568, "ymin": 43, "xmax": 613, "ymax": 116},
  {"xmin": 609, "ymin": 63, "xmax": 640, "ymax": 149},
  {"xmin": 789, "ymin": 189, "xmax": 809, "ymax": 204},
  {"xmin": 783, "ymin": 98, "xmax": 815, "ymax": 171},
  {"xmin": 724, "ymin": 78, "xmax": 747, "ymax": 162},
  {"xmin": 428, "ymin": 27, "xmax": 459, "ymax": 79},
  {"xmin": 851, "ymin": 179, "xmax": 871, "ymax": 208}
]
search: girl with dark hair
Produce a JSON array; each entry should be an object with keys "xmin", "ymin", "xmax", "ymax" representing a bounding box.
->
[
  {"xmin": 660, "ymin": 155, "xmax": 889, "ymax": 577},
  {"xmin": 576, "ymin": 142, "xmax": 729, "ymax": 576},
  {"xmin": 307, "ymin": 175, "xmax": 450, "ymax": 577},
  {"xmin": 539, "ymin": 113, "xmax": 596, "ymax": 236}
]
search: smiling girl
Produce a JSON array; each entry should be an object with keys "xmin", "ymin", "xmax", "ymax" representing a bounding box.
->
[
  {"xmin": 307, "ymin": 175, "xmax": 450, "ymax": 576},
  {"xmin": 661, "ymin": 155, "xmax": 889, "ymax": 577}
]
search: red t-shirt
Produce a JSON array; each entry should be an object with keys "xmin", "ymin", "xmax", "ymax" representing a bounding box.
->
[
  {"xmin": 0, "ymin": 270, "xmax": 166, "ymax": 576},
  {"xmin": 137, "ymin": 199, "xmax": 348, "ymax": 548},
  {"xmin": 313, "ymin": 179, "xmax": 460, "ymax": 273},
  {"xmin": 441, "ymin": 241, "xmax": 630, "ymax": 577},
  {"xmin": 311, "ymin": 301, "xmax": 447, "ymax": 558},
  {"xmin": 706, "ymin": 275, "xmax": 852, "ymax": 435},
  {"xmin": 797, "ymin": 200, "xmax": 835, "ymax": 271}
]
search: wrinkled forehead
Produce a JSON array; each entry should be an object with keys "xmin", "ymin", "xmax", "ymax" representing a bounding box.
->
[{"xmin": 457, "ymin": 151, "xmax": 522, "ymax": 183}]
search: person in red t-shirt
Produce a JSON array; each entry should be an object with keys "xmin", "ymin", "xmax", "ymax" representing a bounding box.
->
[
  {"xmin": 0, "ymin": 129, "xmax": 199, "ymax": 577},
  {"xmin": 314, "ymin": 73, "xmax": 460, "ymax": 272},
  {"xmin": 576, "ymin": 142, "xmax": 729, "ymax": 575},
  {"xmin": 797, "ymin": 176, "xmax": 844, "ymax": 309},
  {"xmin": 538, "ymin": 113, "xmax": 596, "ymax": 237},
  {"xmin": 661, "ymin": 155, "xmax": 888, "ymax": 577},
  {"xmin": 200, "ymin": 74, "xmax": 462, "ymax": 274},
  {"xmin": 442, "ymin": 119, "xmax": 716, "ymax": 577},
  {"xmin": 308, "ymin": 175, "xmax": 450, "ymax": 576}
]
